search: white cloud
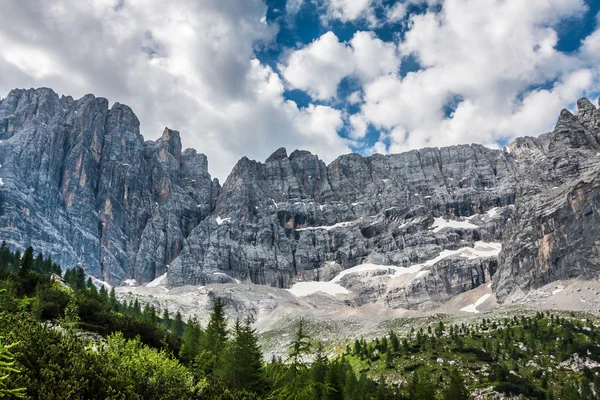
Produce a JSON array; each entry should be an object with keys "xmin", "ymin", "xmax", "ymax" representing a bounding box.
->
[
  {"xmin": 0, "ymin": 0, "xmax": 351, "ymax": 180},
  {"xmin": 280, "ymin": 31, "xmax": 355, "ymax": 100},
  {"xmin": 280, "ymin": 31, "xmax": 400, "ymax": 100},
  {"xmin": 355, "ymin": 0, "xmax": 599, "ymax": 154},
  {"xmin": 323, "ymin": 0, "xmax": 376, "ymax": 24}
]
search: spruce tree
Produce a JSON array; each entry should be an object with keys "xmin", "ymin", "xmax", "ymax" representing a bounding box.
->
[
  {"xmin": 109, "ymin": 287, "xmax": 118, "ymax": 312},
  {"xmin": 99, "ymin": 285, "xmax": 108, "ymax": 303},
  {"xmin": 162, "ymin": 308, "xmax": 171, "ymax": 329},
  {"xmin": 180, "ymin": 317, "xmax": 203, "ymax": 364},
  {"xmin": 227, "ymin": 318, "xmax": 264, "ymax": 393},
  {"xmin": 0, "ymin": 339, "xmax": 25, "ymax": 398},
  {"xmin": 173, "ymin": 311, "xmax": 185, "ymax": 336},
  {"xmin": 441, "ymin": 369, "xmax": 470, "ymax": 400},
  {"xmin": 18, "ymin": 246, "xmax": 34, "ymax": 278},
  {"xmin": 33, "ymin": 253, "xmax": 44, "ymax": 273},
  {"xmin": 0, "ymin": 240, "xmax": 10, "ymax": 270},
  {"xmin": 199, "ymin": 297, "xmax": 229, "ymax": 379}
]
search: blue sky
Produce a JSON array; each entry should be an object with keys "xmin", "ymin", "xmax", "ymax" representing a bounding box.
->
[{"xmin": 1, "ymin": 0, "xmax": 600, "ymax": 180}]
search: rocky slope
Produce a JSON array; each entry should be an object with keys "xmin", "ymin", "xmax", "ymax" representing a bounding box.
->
[{"xmin": 2, "ymin": 87, "xmax": 600, "ymax": 310}]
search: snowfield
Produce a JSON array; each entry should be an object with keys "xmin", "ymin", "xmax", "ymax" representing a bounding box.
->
[{"xmin": 287, "ymin": 241, "xmax": 501, "ymax": 297}]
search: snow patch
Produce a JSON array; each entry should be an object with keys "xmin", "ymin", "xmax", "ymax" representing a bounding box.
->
[
  {"xmin": 461, "ymin": 293, "xmax": 491, "ymax": 313},
  {"xmin": 296, "ymin": 220, "xmax": 354, "ymax": 231},
  {"xmin": 287, "ymin": 241, "xmax": 501, "ymax": 298},
  {"xmin": 432, "ymin": 217, "xmax": 478, "ymax": 232},
  {"xmin": 286, "ymin": 281, "xmax": 350, "ymax": 297},
  {"xmin": 0, "ymin": 178, "xmax": 4, "ymax": 186},
  {"xmin": 123, "ymin": 279, "xmax": 137, "ymax": 287},
  {"xmin": 147, "ymin": 273, "xmax": 167, "ymax": 287},
  {"xmin": 215, "ymin": 216, "xmax": 232, "ymax": 225}
]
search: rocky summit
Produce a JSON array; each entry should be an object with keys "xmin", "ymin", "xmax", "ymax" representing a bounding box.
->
[{"xmin": 2, "ymin": 87, "xmax": 600, "ymax": 310}]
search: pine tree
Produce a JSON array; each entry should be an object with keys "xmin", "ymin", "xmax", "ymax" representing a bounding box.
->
[
  {"xmin": 162, "ymin": 308, "xmax": 171, "ymax": 329},
  {"xmin": 109, "ymin": 287, "xmax": 119, "ymax": 312},
  {"xmin": 133, "ymin": 299, "xmax": 142, "ymax": 316},
  {"xmin": 74, "ymin": 267, "xmax": 86, "ymax": 290},
  {"xmin": 0, "ymin": 339, "xmax": 25, "ymax": 398},
  {"xmin": 0, "ymin": 240, "xmax": 10, "ymax": 270},
  {"xmin": 33, "ymin": 253, "xmax": 43, "ymax": 273},
  {"xmin": 227, "ymin": 318, "xmax": 264, "ymax": 393},
  {"xmin": 99, "ymin": 284, "xmax": 108, "ymax": 304},
  {"xmin": 272, "ymin": 319, "xmax": 316, "ymax": 400},
  {"xmin": 441, "ymin": 369, "xmax": 470, "ymax": 400},
  {"xmin": 173, "ymin": 311, "xmax": 184, "ymax": 336},
  {"xmin": 180, "ymin": 317, "xmax": 203, "ymax": 364},
  {"xmin": 42, "ymin": 256, "xmax": 53, "ymax": 275},
  {"xmin": 389, "ymin": 330, "xmax": 400, "ymax": 354},
  {"xmin": 18, "ymin": 246, "xmax": 34, "ymax": 278},
  {"xmin": 311, "ymin": 342, "xmax": 328, "ymax": 400},
  {"xmin": 199, "ymin": 297, "xmax": 229, "ymax": 379}
]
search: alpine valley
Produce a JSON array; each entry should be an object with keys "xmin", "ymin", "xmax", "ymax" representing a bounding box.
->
[{"xmin": 3, "ymin": 87, "xmax": 600, "ymax": 358}]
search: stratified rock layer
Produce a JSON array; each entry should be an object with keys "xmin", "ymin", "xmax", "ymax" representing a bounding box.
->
[{"xmin": 2, "ymin": 87, "xmax": 600, "ymax": 304}]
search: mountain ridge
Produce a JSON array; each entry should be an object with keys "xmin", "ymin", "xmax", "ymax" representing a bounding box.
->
[{"xmin": 2, "ymin": 86, "xmax": 600, "ymax": 308}]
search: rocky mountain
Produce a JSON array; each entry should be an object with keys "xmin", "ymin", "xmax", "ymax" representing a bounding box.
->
[{"xmin": 2, "ymin": 87, "xmax": 600, "ymax": 310}]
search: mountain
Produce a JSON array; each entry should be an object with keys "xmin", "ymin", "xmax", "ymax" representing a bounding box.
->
[{"xmin": 2, "ymin": 87, "xmax": 600, "ymax": 309}]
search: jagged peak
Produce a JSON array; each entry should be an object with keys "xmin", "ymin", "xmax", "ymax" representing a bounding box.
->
[
  {"xmin": 289, "ymin": 149, "xmax": 315, "ymax": 160},
  {"xmin": 577, "ymin": 97, "xmax": 596, "ymax": 114},
  {"xmin": 265, "ymin": 147, "xmax": 288, "ymax": 163},
  {"xmin": 159, "ymin": 127, "xmax": 181, "ymax": 144}
]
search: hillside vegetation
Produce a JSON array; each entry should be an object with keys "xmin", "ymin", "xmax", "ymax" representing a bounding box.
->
[{"xmin": 1, "ymin": 242, "xmax": 599, "ymax": 399}]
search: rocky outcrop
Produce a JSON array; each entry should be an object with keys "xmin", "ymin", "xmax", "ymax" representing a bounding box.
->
[
  {"xmin": 3, "ymin": 87, "xmax": 600, "ymax": 306},
  {"xmin": 0, "ymin": 88, "xmax": 217, "ymax": 283},
  {"xmin": 494, "ymin": 99, "xmax": 600, "ymax": 301}
]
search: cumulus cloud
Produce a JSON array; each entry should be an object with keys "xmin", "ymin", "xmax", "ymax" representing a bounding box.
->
[
  {"xmin": 355, "ymin": 0, "xmax": 599, "ymax": 154},
  {"xmin": 280, "ymin": 31, "xmax": 400, "ymax": 100},
  {"xmin": 323, "ymin": 0, "xmax": 377, "ymax": 24},
  {"xmin": 0, "ymin": 0, "xmax": 351, "ymax": 180},
  {"xmin": 1, "ymin": 0, "xmax": 599, "ymax": 179}
]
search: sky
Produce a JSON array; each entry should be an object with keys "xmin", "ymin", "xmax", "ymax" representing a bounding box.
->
[{"xmin": 1, "ymin": 0, "xmax": 600, "ymax": 181}]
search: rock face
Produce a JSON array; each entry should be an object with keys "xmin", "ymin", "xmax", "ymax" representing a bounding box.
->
[
  {"xmin": 493, "ymin": 99, "xmax": 600, "ymax": 301},
  {"xmin": 2, "ymin": 87, "xmax": 600, "ymax": 306},
  {"xmin": 0, "ymin": 88, "xmax": 218, "ymax": 283}
]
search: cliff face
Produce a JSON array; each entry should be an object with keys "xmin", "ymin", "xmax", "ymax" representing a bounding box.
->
[
  {"xmin": 2, "ymin": 87, "xmax": 600, "ymax": 305},
  {"xmin": 0, "ymin": 88, "xmax": 218, "ymax": 283}
]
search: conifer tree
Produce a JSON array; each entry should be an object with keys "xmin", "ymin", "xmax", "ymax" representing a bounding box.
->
[
  {"xmin": 99, "ymin": 284, "xmax": 108, "ymax": 303},
  {"xmin": 33, "ymin": 253, "xmax": 43, "ymax": 273},
  {"xmin": 18, "ymin": 246, "xmax": 34, "ymax": 278},
  {"xmin": 162, "ymin": 308, "xmax": 171, "ymax": 329},
  {"xmin": 180, "ymin": 317, "xmax": 203, "ymax": 364},
  {"xmin": 173, "ymin": 311, "xmax": 184, "ymax": 336},
  {"xmin": 441, "ymin": 369, "xmax": 470, "ymax": 400},
  {"xmin": 227, "ymin": 318, "xmax": 264, "ymax": 393},
  {"xmin": 0, "ymin": 240, "xmax": 10, "ymax": 270},
  {"xmin": 199, "ymin": 297, "xmax": 229, "ymax": 379},
  {"xmin": 273, "ymin": 319, "xmax": 317, "ymax": 400},
  {"xmin": 109, "ymin": 287, "xmax": 118, "ymax": 312},
  {"xmin": 0, "ymin": 339, "xmax": 25, "ymax": 398}
]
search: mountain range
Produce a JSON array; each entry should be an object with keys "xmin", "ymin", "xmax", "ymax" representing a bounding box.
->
[{"xmin": 2, "ymin": 87, "xmax": 600, "ymax": 310}]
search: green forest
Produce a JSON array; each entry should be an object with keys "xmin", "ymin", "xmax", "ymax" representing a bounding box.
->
[{"xmin": 1, "ymin": 242, "xmax": 599, "ymax": 399}]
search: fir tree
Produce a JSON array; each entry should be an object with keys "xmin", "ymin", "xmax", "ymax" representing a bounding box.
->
[
  {"xmin": 173, "ymin": 311, "xmax": 184, "ymax": 336},
  {"xmin": 162, "ymin": 308, "xmax": 171, "ymax": 329},
  {"xmin": 18, "ymin": 246, "xmax": 34, "ymax": 278},
  {"xmin": 99, "ymin": 284, "xmax": 108, "ymax": 304},
  {"xmin": 180, "ymin": 317, "xmax": 203, "ymax": 364},
  {"xmin": 109, "ymin": 287, "xmax": 118, "ymax": 312},
  {"xmin": 199, "ymin": 297, "xmax": 229, "ymax": 379},
  {"xmin": 0, "ymin": 241, "xmax": 10, "ymax": 270},
  {"xmin": 441, "ymin": 369, "xmax": 471, "ymax": 400},
  {"xmin": 227, "ymin": 318, "xmax": 264, "ymax": 393},
  {"xmin": 0, "ymin": 339, "xmax": 25, "ymax": 398}
]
